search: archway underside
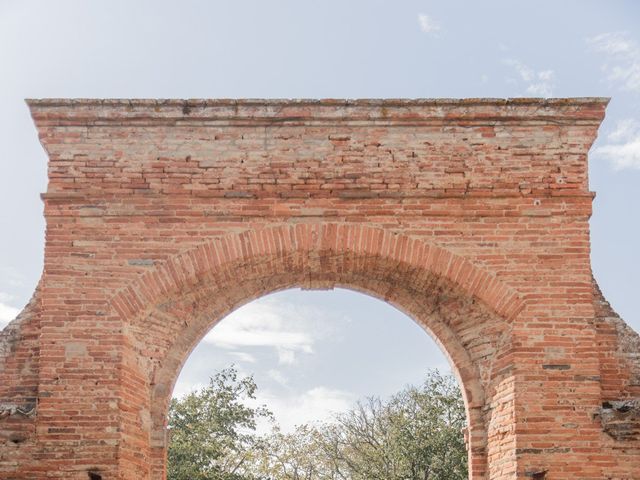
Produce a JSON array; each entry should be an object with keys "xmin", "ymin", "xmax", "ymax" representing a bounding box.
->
[{"xmin": 114, "ymin": 227, "xmax": 519, "ymax": 480}]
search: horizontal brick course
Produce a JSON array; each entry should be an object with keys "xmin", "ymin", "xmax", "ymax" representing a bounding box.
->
[{"xmin": 0, "ymin": 98, "xmax": 638, "ymax": 479}]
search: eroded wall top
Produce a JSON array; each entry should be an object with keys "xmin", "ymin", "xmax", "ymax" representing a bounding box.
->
[{"xmin": 29, "ymin": 98, "xmax": 607, "ymax": 203}]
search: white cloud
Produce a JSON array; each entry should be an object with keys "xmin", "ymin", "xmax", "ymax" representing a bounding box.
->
[
  {"xmin": 0, "ymin": 292, "xmax": 14, "ymax": 304},
  {"xmin": 172, "ymin": 377, "xmax": 354, "ymax": 433},
  {"xmin": 417, "ymin": 13, "xmax": 441, "ymax": 35},
  {"xmin": 0, "ymin": 300, "xmax": 20, "ymax": 329},
  {"xmin": 229, "ymin": 351, "xmax": 257, "ymax": 363},
  {"xmin": 276, "ymin": 349, "xmax": 297, "ymax": 365},
  {"xmin": 503, "ymin": 59, "xmax": 555, "ymax": 97},
  {"xmin": 588, "ymin": 32, "xmax": 640, "ymax": 93},
  {"xmin": 0, "ymin": 267, "xmax": 25, "ymax": 288},
  {"xmin": 267, "ymin": 369, "xmax": 288, "ymax": 386},
  {"xmin": 255, "ymin": 386, "xmax": 355, "ymax": 433},
  {"xmin": 204, "ymin": 297, "xmax": 339, "ymax": 365},
  {"xmin": 593, "ymin": 119, "xmax": 640, "ymax": 170},
  {"xmin": 172, "ymin": 381, "xmax": 207, "ymax": 400}
]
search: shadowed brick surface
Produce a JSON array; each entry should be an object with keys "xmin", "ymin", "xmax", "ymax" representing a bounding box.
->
[{"xmin": 0, "ymin": 98, "xmax": 638, "ymax": 479}]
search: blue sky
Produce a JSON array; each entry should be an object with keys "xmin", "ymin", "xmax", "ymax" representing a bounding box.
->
[
  {"xmin": 1, "ymin": 0, "xmax": 639, "ymax": 429},
  {"xmin": 175, "ymin": 289, "xmax": 449, "ymax": 430}
]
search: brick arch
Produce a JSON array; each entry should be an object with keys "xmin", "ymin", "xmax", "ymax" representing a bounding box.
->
[
  {"xmin": 108, "ymin": 223, "xmax": 524, "ymax": 479},
  {"xmin": 111, "ymin": 223, "xmax": 524, "ymax": 324},
  {"xmin": 8, "ymin": 98, "xmax": 636, "ymax": 479}
]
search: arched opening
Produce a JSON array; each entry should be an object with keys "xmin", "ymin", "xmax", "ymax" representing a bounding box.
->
[
  {"xmin": 169, "ymin": 287, "xmax": 467, "ymax": 478},
  {"xmin": 11, "ymin": 97, "xmax": 635, "ymax": 480},
  {"xmin": 109, "ymin": 224, "xmax": 522, "ymax": 479},
  {"xmin": 146, "ymin": 277, "xmax": 498, "ymax": 480}
]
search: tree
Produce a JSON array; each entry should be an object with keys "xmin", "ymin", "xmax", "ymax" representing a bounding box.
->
[
  {"xmin": 309, "ymin": 371, "xmax": 466, "ymax": 480},
  {"xmin": 386, "ymin": 371, "xmax": 467, "ymax": 479},
  {"xmin": 251, "ymin": 370, "xmax": 467, "ymax": 480},
  {"xmin": 168, "ymin": 368, "xmax": 467, "ymax": 480},
  {"xmin": 252, "ymin": 424, "xmax": 337, "ymax": 480},
  {"xmin": 167, "ymin": 366, "xmax": 271, "ymax": 480}
]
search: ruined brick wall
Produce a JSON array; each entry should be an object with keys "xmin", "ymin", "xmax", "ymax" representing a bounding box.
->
[
  {"xmin": 0, "ymin": 98, "xmax": 638, "ymax": 479},
  {"xmin": 0, "ymin": 286, "xmax": 40, "ymax": 476}
]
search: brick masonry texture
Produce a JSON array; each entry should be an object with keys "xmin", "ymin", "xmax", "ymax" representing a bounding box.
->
[{"xmin": 0, "ymin": 98, "xmax": 639, "ymax": 479}]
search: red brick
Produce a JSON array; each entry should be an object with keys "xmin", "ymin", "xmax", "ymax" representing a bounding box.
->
[{"xmin": 0, "ymin": 98, "xmax": 638, "ymax": 479}]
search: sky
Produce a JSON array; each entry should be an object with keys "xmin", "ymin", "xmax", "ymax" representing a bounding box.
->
[
  {"xmin": 175, "ymin": 289, "xmax": 450, "ymax": 431},
  {"xmin": 1, "ymin": 0, "xmax": 639, "ymax": 430}
]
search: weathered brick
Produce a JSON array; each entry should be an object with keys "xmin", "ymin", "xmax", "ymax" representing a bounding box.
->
[{"xmin": 0, "ymin": 98, "xmax": 638, "ymax": 479}]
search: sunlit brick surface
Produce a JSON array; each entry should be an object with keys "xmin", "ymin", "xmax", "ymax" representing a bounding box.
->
[{"xmin": 0, "ymin": 98, "xmax": 638, "ymax": 479}]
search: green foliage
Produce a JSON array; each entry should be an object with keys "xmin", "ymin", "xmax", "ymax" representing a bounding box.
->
[
  {"xmin": 252, "ymin": 424, "xmax": 332, "ymax": 480},
  {"xmin": 255, "ymin": 371, "xmax": 467, "ymax": 480},
  {"xmin": 167, "ymin": 367, "xmax": 270, "ymax": 480},
  {"xmin": 167, "ymin": 368, "xmax": 467, "ymax": 480},
  {"xmin": 385, "ymin": 371, "xmax": 468, "ymax": 479}
]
